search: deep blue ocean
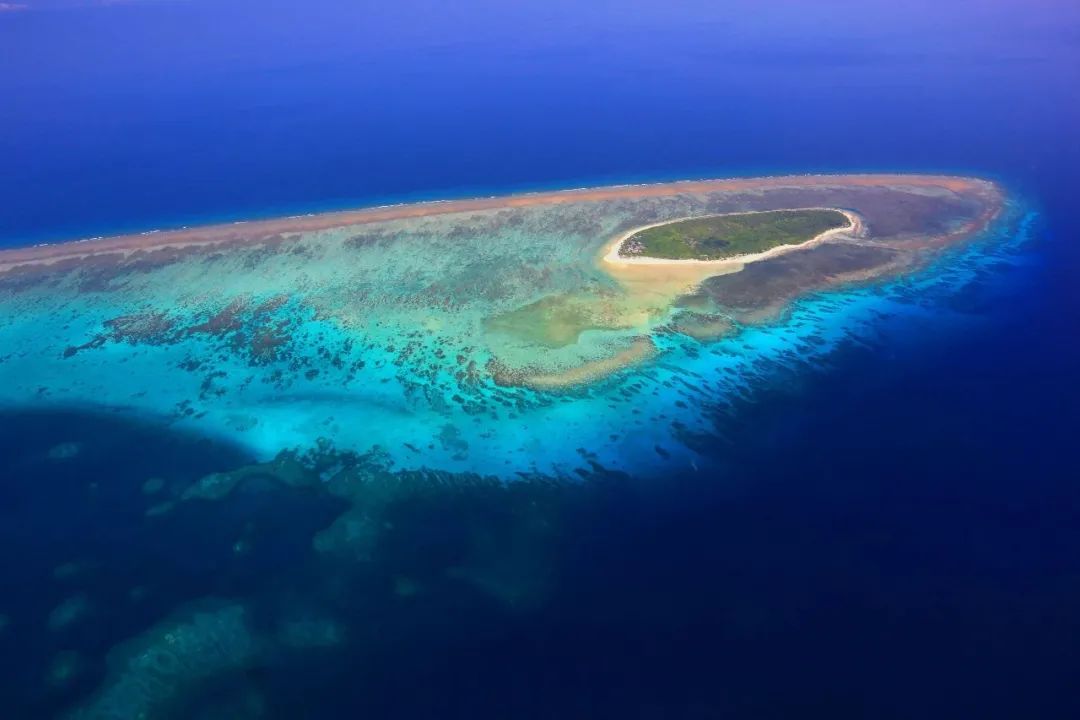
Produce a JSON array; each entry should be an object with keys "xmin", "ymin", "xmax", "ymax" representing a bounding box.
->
[{"xmin": 2, "ymin": 1, "xmax": 1080, "ymax": 718}]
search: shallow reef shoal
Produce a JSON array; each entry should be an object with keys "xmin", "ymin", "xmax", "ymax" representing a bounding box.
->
[{"xmin": 0, "ymin": 175, "xmax": 1006, "ymax": 477}]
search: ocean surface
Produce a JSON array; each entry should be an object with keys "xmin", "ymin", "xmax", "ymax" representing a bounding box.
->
[{"xmin": 2, "ymin": 1, "xmax": 1080, "ymax": 718}]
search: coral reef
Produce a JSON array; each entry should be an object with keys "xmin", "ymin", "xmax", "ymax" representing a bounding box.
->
[
  {"xmin": 141, "ymin": 478, "xmax": 165, "ymax": 495},
  {"xmin": 48, "ymin": 651, "xmax": 83, "ymax": 689},
  {"xmin": 48, "ymin": 593, "xmax": 92, "ymax": 632},
  {"xmin": 67, "ymin": 602, "xmax": 261, "ymax": 720}
]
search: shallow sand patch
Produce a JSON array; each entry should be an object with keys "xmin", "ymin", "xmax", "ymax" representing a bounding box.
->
[
  {"xmin": 488, "ymin": 337, "xmax": 657, "ymax": 390},
  {"xmin": 484, "ymin": 292, "xmax": 645, "ymax": 348}
]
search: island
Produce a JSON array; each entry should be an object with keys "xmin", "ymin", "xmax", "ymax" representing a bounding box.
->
[
  {"xmin": 616, "ymin": 209, "xmax": 853, "ymax": 262},
  {"xmin": 0, "ymin": 174, "xmax": 1005, "ymax": 470}
]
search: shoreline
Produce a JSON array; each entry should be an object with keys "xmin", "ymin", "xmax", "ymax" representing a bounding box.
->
[
  {"xmin": 600, "ymin": 207, "xmax": 864, "ymax": 269},
  {"xmin": 0, "ymin": 174, "xmax": 988, "ymax": 274}
]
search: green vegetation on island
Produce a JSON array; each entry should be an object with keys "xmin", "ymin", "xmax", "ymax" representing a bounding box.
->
[{"xmin": 620, "ymin": 209, "xmax": 850, "ymax": 261}]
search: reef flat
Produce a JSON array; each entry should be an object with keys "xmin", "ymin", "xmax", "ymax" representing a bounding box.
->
[{"xmin": 0, "ymin": 175, "xmax": 1004, "ymax": 476}]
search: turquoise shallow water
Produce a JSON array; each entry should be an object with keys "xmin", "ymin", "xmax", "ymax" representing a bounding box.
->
[
  {"xmin": 1, "ymin": 2, "xmax": 1076, "ymax": 716},
  {"xmin": 0, "ymin": 188, "xmax": 1031, "ymax": 481},
  {"xmin": 0, "ymin": 194, "xmax": 1042, "ymax": 719}
]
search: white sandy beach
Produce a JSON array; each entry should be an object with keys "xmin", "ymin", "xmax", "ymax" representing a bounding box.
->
[{"xmin": 601, "ymin": 208, "xmax": 864, "ymax": 269}]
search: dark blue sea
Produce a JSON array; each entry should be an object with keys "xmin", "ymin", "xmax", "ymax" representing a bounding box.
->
[{"xmin": 2, "ymin": 1, "xmax": 1080, "ymax": 718}]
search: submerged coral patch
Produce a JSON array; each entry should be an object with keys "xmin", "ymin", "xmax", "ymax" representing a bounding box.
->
[{"xmin": 0, "ymin": 176, "xmax": 1006, "ymax": 477}]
